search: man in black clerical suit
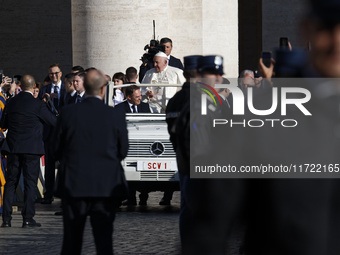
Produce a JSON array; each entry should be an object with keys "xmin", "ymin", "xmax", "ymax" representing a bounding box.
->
[
  {"xmin": 54, "ymin": 69, "xmax": 128, "ymax": 255},
  {"xmin": 115, "ymin": 85, "xmax": 151, "ymax": 113},
  {"xmin": 0, "ymin": 75, "xmax": 56, "ymax": 228},
  {"xmin": 160, "ymin": 37, "xmax": 184, "ymax": 70},
  {"xmin": 38, "ymin": 63, "xmax": 66, "ymax": 204}
]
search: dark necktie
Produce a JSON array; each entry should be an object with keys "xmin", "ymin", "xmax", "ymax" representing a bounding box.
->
[
  {"xmin": 53, "ymin": 85, "xmax": 59, "ymax": 108},
  {"xmin": 225, "ymin": 98, "xmax": 231, "ymax": 108},
  {"xmin": 76, "ymin": 94, "xmax": 82, "ymax": 104},
  {"xmin": 132, "ymin": 105, "xmax": 137, "ymax": 113}
]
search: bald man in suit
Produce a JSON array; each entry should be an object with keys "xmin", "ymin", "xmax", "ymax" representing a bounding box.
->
[
  {"xmin": 1, "ymin": 75, "xmax": 56, "ymax": 228},
  {"xmin": 55, "ymin": 70, "xmax": 128, "ymax": 254}
]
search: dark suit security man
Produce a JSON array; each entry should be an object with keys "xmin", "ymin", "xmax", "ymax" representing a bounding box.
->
[
  {"xmin": 115, "ymin": 85, "xmax": 150, "ymax": 206},
  {"xmin": 165, "ymin": 55, "xmax": 201, "ymax": 245},
  {"xmin": 160, "ymin": 37, "xmax": 184, "ymax": 70},
  {"xmin": 0, "ymin": 75, "xmax": 57, "ymax": 228},
  {"xmin": 54, "ymin": 69, "xmax": 128, "ymax": 255},
  {"xmin": 115, "ymin": 85, "xmax": 151, "ymax": 113},
  {"xmin": 38, "ymin": 63, "xmax": 66, "ymax": 204}
]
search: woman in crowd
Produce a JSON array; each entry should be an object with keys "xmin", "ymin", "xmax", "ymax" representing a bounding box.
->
[
  {"xmin": 33, "ymin": 82, "xmax": 42, "ymax": 98},
  {"xmin": 112, "ymin": 72, "xmax": 127, "ymax": 107}
]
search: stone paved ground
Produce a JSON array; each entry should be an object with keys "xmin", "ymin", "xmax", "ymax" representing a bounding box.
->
[
  {"xmin": 0, "ymin": 192, "xmax": 182, "ymax": 255},
  {"xmin": 0, "ymin": 191, "xmax": 243, "ymax": 255}
]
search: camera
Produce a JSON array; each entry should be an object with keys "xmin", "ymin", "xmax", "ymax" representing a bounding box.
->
[
  {"xmin": 43, "ymin": 94, "xmax": 59, "ymax": 116},
  {"xmin": 140, "ymin": 20, "xmax": 165, "ymax": 65},
  {"xmin": 140, "ymin": 39, "xmax": 165, "ymax": 65}
]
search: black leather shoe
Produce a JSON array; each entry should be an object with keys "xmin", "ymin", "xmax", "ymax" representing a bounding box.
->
[
  {"xmin": 22, "ymin": 220, "xmax": 41, "ymax": 228},
  {"xmin": 1, "ymin": 221, "xmax": 11, "ymax": 227},
  {"xmin": 159, "ymin": 198, "xmax": 171, "ymax": 206},
  {"xmin": 40, "ymin": 198, "xmax": 53, "ymax": 204}
]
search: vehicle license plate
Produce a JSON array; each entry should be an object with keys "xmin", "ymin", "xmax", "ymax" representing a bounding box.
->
[{"xmin": 138, "ymin": 161, "xmax": 172, "ymax": 170}]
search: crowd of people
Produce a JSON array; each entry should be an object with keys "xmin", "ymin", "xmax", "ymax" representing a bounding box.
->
[{"xmin": 1, "ymin": 0, "xmax": 340, "ymax": 254}]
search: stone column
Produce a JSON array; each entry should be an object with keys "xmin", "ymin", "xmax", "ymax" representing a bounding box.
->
[{"xmin": 72, "ymin": 0, "xmax": 239, "ymax": 77}]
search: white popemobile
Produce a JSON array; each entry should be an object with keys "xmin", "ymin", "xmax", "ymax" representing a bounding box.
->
[{"xmin": 105, "ymin": 83, "xmax": 180, "ymax": 193}]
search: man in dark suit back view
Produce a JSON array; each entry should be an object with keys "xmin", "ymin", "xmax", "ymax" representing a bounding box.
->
[
  {"xmin": 54, "ymin": 70, "xmax": 128, "ymax": 255},
  {"xmin": 0, "ymin": 75, "xmax": 57, "ymax": 228}
]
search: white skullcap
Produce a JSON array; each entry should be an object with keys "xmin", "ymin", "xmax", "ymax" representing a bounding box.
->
[{"xmin": 154, "ymin": 51, "xmax": 168, "ymax": 58}]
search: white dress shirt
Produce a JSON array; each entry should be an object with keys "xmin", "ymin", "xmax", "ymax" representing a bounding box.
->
[
  {"xmin": 51, "ymin": 81, "xmax": 62, "ymax": 100},
  {"xmin": 113, "ymin": 89, "xmax": 124, "ymax": 107},
  {"xmin": 127, "ymin": 101, "xmax": 138, "ymax": 113}
]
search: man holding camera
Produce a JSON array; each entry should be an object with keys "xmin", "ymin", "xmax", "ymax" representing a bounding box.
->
[
  {"xmin": 1, "ymin": 75, "xmax": 56, "ymax": 227},
  {"xmin": 38, "ymin": 63, "xmax": 66, "ymax": 204}
]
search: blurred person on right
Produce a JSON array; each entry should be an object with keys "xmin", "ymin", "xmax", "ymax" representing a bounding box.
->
[
  {"xmin": 229, "ymin": 1, "xmax": 340, "ymax": 255},
  {"xmin": 165, "ymin": 55, "xmax": 201, "ymax": 245},
  {"xmin": 302, "ymin": 0, "xmax": 340, "ymax": 77},
  {"xmin": 176, "ymin": 55, "xmax": 242, "ymax": 255}
]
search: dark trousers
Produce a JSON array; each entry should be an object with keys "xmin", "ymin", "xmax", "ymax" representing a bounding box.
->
[
  {"xmin": 61, "ymin": 197, "xmax": 117, "ymax": 255},
  {"xmin": 2, "ymin": 154, "xmax": 40, "ymax": 222},
  {"xmin": 183, "ymin": 179, "xmax": 244, "ymax": 255},
  {"xmin": 162, "ymin": 190, "xmax": 174, "ymax": 201},
  {"xmin": 44, "ymin": 142, "xmax": 55, "ymax": 199},
  {"xmin": 178, "ymin": 173, "xmax": 192, "ymax": 250}
]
